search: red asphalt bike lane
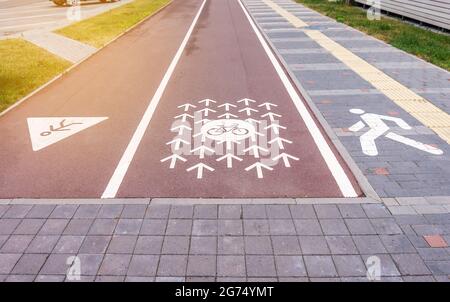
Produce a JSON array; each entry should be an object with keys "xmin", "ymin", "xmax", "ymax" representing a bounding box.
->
[
  {"xmin": 0, "ymin": 0, "xmax": 203, "ymax": 198},
  {"xmin": 0, "ymin": 0, "xmax": 361, "ymax": 199},
  {"xmin": 105, "ymin": 0, "xmax": 362, "ymax": 198}
]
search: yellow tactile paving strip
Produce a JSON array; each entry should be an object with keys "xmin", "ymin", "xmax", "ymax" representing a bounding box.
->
[
  {"xmin": 260, "ymin": 0, "xmax": 450, "ymax": 144},
  {"xmin": 262, "ymin": 0, "xmax": 308, "ymax": 28}
]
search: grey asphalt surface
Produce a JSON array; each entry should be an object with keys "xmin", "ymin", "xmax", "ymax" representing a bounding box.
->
[{"xmin": 0, "ymin": 0, "xmax": 132, "ymax": 37}]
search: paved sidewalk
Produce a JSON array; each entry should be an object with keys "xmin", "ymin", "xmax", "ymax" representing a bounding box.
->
[
  {"xmin": 243, "ymin": 0, "xmax": 450, "ymax": 199},
  {"xmin": 22, "ymin": 30, "xmax": 97, "ymax": 63},
  {"xmin": 0, "ymin": 202, "xmax": 449, "ymax": 282}
]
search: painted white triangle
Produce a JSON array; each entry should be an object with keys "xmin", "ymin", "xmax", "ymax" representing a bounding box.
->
[{"xmin": 27, "ymin": 117, "xmax": 108, "ymax": 151}]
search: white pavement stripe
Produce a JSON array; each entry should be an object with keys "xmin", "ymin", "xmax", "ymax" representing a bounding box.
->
[
  {"xmin": 238, "ymin": 0, "xmax": 358, "ymax": 198},
  {"xmin": 0, "ymin": 20, "xmax": 58, "ymax": 30},
  {"xmin": 101, "ymin": 0, "xmax": 208, "ymax": 198}
]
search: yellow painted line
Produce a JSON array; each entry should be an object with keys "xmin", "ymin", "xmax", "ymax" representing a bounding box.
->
[
  {"xmin": 260, "ymin": 0, "xmax": 450, "ymax": 144},
  {"xmin": 262, "ymin": 0, "xmax": 308, "ymax": 28}
]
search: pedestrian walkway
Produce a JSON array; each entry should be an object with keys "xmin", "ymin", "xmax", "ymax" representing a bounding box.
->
[
  {"xmin": 22, "ymin": 30, "xmax": 97, "ymax": 63},
  {"xmin": 0, "ymin": 202, "xmax": 448, "ymax": 281},
  {"xmin": 243, "ymin": 0, "xmax": 450, "ymax": 198}
]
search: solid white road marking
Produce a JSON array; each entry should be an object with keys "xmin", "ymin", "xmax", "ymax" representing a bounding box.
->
[
  {"xmin": 218, "ymin": 113, "xmax": 238, "ymax": 119},
  {"xmin": 239, "ymin": 107, "xmax": 258, "ymax": 116},
  {"xmin": 174, "ymin": 113, "xmax": 194, "ymax": 122},
  {"xmin": 191, "ymin": 145, "xmax": 215, "ymax": 159},
  {"xmin": 103, "ymin": 0, "xmax": 207, "ymax": 198},
  {"xmin": 198, "ymin": 98, "xmax": 217, "ymax": 107},
  {"xmin": 244, "ymin": 145, "xmax": 269, "ymax": 158},
  {"xmin": 272, "ymin": 152, "xmax": 299, "ymax": 168},
  {"xmin": 258, "ymin": 102, "xmax": 277, "ymax": 110},
  {"xmin": 269, "ymin": 136, "xmax": 292, "ymax": 150},
  {"xmin": 187, "ymin": 163, "xmax": 214, "ymax": 179},
  {"xmin": 177, "ymin": 103, "xmax": 196, "ymax": 111},
  {"xmin": 171, "ymin": 124, "xmax": 192, "ymax": 136},
  {"xmin": 245, "ymin": 162, "xmax": 273, "ymax": 178},
  {"xmin": 218, "ymin": 103, "xmax": 237, "ymax": 111},
  {"xmin": 217, "ymin": 153, "xmax": 243, "ymax": 168},
  {"xmin": 166, "ymin": 138, "xmax": 190, "ymax": 150},
  {"xmin": 197, "ymin": 108, "xmax": 216, "ymax": 117},
  {"xmin": 238, "ymin": 0, "xmax": 357, "ymax": 197},
  {"xmin": 161, "ymin": 154, "xmax": 187, "ymax": 169},
  {"xmin": 237, "ymin": 98, "xmax": 257, "ymax": 106},
  {"xmin": 27, "ymin": 117, "xmax": 108, "ymax": 152},
  {"xmin": 265, "ymin": 123, "xmax": 286, "ymax": 135},
  {"xmin": 261, "ymin": 112, "xmax": 282, "ymax": 122}
]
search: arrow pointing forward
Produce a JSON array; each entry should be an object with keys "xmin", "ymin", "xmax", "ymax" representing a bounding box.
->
[
  {"xmin": 174, "ymin": 113, "xmax": 194, "ymax": 122},
  {"xmin": 218, "ymin": 139, "xmax": 241, "ymax": 151},
  {"xmin": 171, "ymin": 124, "xmax": 192, "ymax": 136},
  {"xmin": 264, "ymin": 123, "xmax": 286, "ymax": 135},
  {"xmin": 197, "ymin": 108, "xmax": 216, "ymax": 117},
  {"xmin": 177, "ymin": 103, "xmax": 196, "ymax": 111},
  {"xmin": 186, "ymin": 163, "xmax": 215, "ymax": 179},
  {"xmin": 217, "ymin": 103, "xmax": 237, "ymax": 111},
  {"xmin": 217, "ymin": 153, "xmax": 243, "ymax": 168},
  {"xmin": 246, "ymin": 118, "xmax": 261, "ymax": 125},
  {"xmin": 218, "ymin": 113, "xmax": 237, "ymax": 119},
  {"xmin": 244, "ymin": 145, "xmax": 269, "ymax": 158},
  {"xmin": 261, "ymin": 112, "xmax": 282, "ymax": 122},
  {"xmin": 245, "ymin": 162, "xmax": 273, "ymax": 178},
  {"xmin": 191, "ymin": 145, "xmax": 215, "ymax": 159},
  {"xmin": 238, "ymin": 107, "xmax": 259, "ymax": 116},
  {"xmin": 160, "ymin": 154, "xmax": 187, "ymax": 169},
  {"xmin": 272, "ymin": 153, "xmax": 299, "ymax": 167},
  {"xmin": 269, "ymin": 137, "xmax": 292, "ymax": 150},
  {"xmin": 195, "ymin": 118, "xmax": 210, "ymax": 125},
  {"xmin": 258, "ymin": 102, "xmax": 278, "ymax": 110},
  {"xmin": 166, "ymin": 138, "xmax": 190, "ymax": 150},
  {"xmin": 237, "ymin": 98, "xmax": 257, "ymax": 106},
  {"xmin": 198, "ymin": 99, "xmax": 217, "ymax": 107}
]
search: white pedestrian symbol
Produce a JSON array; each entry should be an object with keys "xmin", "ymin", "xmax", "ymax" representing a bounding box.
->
[{"xmin": 348, "ymin": 109, "xmax": 443, "ymax": 156}]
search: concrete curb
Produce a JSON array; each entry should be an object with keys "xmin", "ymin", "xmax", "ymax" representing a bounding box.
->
[{"xmin": 0, "ymin": 0, "xmax": 174, "ymax": 119}]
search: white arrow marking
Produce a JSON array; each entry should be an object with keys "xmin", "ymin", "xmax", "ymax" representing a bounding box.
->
[
  {"xmin": 245, "ymin": 162, "xmax": 273, "ymax": 178},
  {"xmin": 272, "ymin": 153, "xmax": 299, "ymax": 167},
  {"xmin": 195, "ymin": 118, "xmax": 210, "ymax": 125},
  {"xmin": 196, "ymin": 108, "xmax": 216, "ymax": 117},
  {"xmin": 27, "ymin": 117, "xmax": 108, "ymax": 152},
  {"xmin": 258, "ymin": 102, "xmax": 278, "ymax": 110},
  {"xmin": 217, "ymin": 153, "xmax": 243, "ymax": 168},
  {"xmin": 218, "ymin": 139, "xmax": 241, "ymax": 150},
  {"xmin": 261, "ymin": 112, "xmax": 282, "ymax": 122},
  {"xmin": 193, "ymin": 131, "xmax": 207, "ymax": 142},
  {"xmin": 265, "ymin": 123, "xmax": 286, "ymax": 135},
  {"xmin": 238, "ymin": 107, "xmax": 259, "ymax": 116},
  {"xmin": 244, "ymin": 145, "xmax": 269, "ymax": 158},
  {"xmin": 218, "ymin": 103, "xmax": 237, "ymax": 111},
  {"xmin": 174, "ymin": 113, "xmax": 194, "ymax": 122},
  {"xmin": 191, "ymin": 145, "xmax": 215, "ymax": 159},
  {"xmin": 237, "ymin": 98, "xmax": 257, "ymax": 106},
  {"xmin": 166, "ymin": 138, "xmax": 190, "ymax": 150},
  {"xmin": 269, "ymin": 137, "xmax": 292, "ymax": 150},
  {"xmin": 171, "ymin": 124, "xmax": 192, "ymax": 136},
  {"xmin": 177, "ymin": 103, "xmax": 196, "ymax": 112},
  {"xmin": 251, "ymin": 131, "xmax": 265, "ymax": 143},
  {"xmin": 186, "ymin": 163, "xmax": 214, "ymax": 179},
  {"xmin": 198, "ymin": 99, "xmax": 217, "ymax": 107},
  {"xmin": 160, "ymin": 154, "xmax": 187, "ymax": 169},
  {"xmin": 246, "ymin": 118, "xmax": 261, "ymax": 125},
  {"xmin": 218, "ymin": 113, "xmax": 238, "ymax": 119}
]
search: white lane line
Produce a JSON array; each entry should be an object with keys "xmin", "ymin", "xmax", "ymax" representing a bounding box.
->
[
  {"xmin": 238, "ymin": 0, "xmax": 358, "ymax": 197},
  {"xmin": 101, "ymin": 0, "xmax": 208, "ymax": 198},
  {"xmin": 0, "ymin": 20, "xmax": 58, "ymax": 30}
]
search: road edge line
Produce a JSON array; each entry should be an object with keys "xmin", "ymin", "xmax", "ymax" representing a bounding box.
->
[
  {"xmin": 238, "ymin": 0, "xmax": 358, "ymax": 198},
  {"xmin": 239, "ymin": 1, "xmax": 379, "ymax": 200},
  {"xmin": 101, "ymin": 0, "xmax": 208, "ymax": 198},
  {"xmin": 0, "ymin": 0, "xmax": 175, "ymax": 119}
]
